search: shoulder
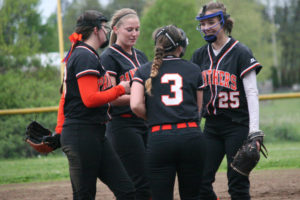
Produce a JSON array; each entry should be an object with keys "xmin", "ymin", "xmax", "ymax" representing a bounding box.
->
[
  {"xmin": 192, "ymin": 44, "xmax": 209, "ymax": 56},
  {"xmin": 233, "ymin": 40, "xmax": 253, "ymax": 55},
  {"xmin": 138, "ymin": 62, "xmax": 152, "ymax": 73},
  {"xmin": 100, "ymin": 47, "xmax": 114, "ymax": 59},
  {"xmin": 191, "ymin": 44, "xmax": 209, "ymax": 64},
  {"xmin": 100, "ymin": 47, "xmax": 119, "ymax": 67},
  {"xmin": 134, "ymin": 48, "xmax": 148, "ymax": 60},
  {"xmin": 179, "ymin": 60, "xmax": 202, "ymax": 76},
  {"xmin": 133, "ymin": 62, "xmax": 152, "ymax": 82},
  {"xmin": 134, "ymin": 48, "xmax": 146, "ymax": 56},
  {"xmin": 71, "ymin": 46, "xmax": 98, "ymax": 64}
]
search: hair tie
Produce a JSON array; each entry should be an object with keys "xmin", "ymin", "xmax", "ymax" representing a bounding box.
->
[
  {"xmin": 69, "ymin": 32, "xmax": 82, "ymax": 43},
  {"xmin": 113, "ymin": 13, "xmax": 135, "ymax": 27},
  {"xmin": 62, "ymin": 32, "xmax": 82, "ymax": 63}
]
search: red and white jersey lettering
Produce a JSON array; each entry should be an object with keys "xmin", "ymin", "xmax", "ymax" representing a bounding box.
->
[
  {"xmin": 133, "ymin": 57, "xmax": 203, "ymax": 127},
  {"xmin": 98, "ymin": 71, "xmax": 113, "ymax": 91},
  {"xmin": 100, "ymin": 44, "xmax": 148, "ymax": 118},
  {"xmin": 191, "ymin": 38, "xmax": 262, "ymax": 125}
]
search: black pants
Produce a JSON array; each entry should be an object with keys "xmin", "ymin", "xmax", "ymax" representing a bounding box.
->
[
  {"xmin": 199, "ymin": 116, "xmax": 250, "ymax": 200},
  {"xmin": 106, "ymin": 117, "xmax": 151, "ymax": 200},
  {"xmin": 146, "ymin": 127, "xmax": 206, "ymax": 200},
  {"xmin": 61, "ymin": 123, "xmax": 135, "ymax": 200}
]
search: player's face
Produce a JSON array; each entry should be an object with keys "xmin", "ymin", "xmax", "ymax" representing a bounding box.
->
[
  {"xmin": 115, "ymin": 16, "xmax": 140, "ymax": 49},
  {"xmin": 199, "ymin": 10, "xmax": 223, "ymax": 36},
  {"xmin": 98, "ymin": 23, "xmax": 109, "ymax": 40}
]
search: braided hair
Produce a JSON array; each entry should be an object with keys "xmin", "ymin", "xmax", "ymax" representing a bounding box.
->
[{"xmin": 145, "ymin": 25, "xmax": 184, "ymax": 95}]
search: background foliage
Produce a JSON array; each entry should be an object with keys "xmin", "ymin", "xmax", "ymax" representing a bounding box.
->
[
  {"xmin": 137, "ymin": 0, "xmax": 274, "ymax": 81},
  {"xmin": 273, "ymin": 0, "xmax": 300, "ymax": 87},
  {"xmin": 136, "ymin": 0, "xmax": 205, "ymax": 61},
  {"xmin": 0, "ymin": 0, "xmax": 300, "ymax": 158},
  {"xmin": 0, "ymin": 67, "xmax": 61, "ymax": 158}
]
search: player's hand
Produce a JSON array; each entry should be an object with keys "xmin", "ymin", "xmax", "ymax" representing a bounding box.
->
[{"xmin": 119, "ymin": 81, "xmax": 130, "ymax": 94}]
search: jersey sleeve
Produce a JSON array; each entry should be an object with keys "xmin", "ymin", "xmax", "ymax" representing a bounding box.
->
[
  {"xmin": 74, "ymin": 51, "xmax": 101, "ymax": 79},
  {"xmin": 55, "ymin": 93, "xmax": 65, "ymax": 134},
  {"xmin": 191, "ymin": 50, "xmax": 199, "ymax": 65},
  {"xmin": 100, "ymin": 51, "xmax": 119, "ymax": 77},
  {"xmin": 132, "ymin": 67, "xmax": 145, "ymax": 85},
  {"xmin": 196, "ymin": 67, "xmax": 204, "ymax": 90},
  {"xmin": 136, "ymin": 49, "xmax": 149, "ymax": 63},
  {"xmin": 238, "ymin": 46, "xmax": 262, "ymax": 78}
]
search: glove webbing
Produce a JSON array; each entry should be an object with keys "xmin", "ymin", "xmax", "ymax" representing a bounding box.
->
[{"xmin": 26, "ymin": 121, "xmax": 51, "ymax": 144}]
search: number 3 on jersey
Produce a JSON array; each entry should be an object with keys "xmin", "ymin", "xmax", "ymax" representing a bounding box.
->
[{"xmin": 161, "ymin": 73, "xmax": 183, "ymax": 106}]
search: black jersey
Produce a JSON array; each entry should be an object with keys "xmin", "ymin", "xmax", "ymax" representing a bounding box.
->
[
  {"xmin": 63, "ymin": 42, "xmax": 113, "ymax": 125},
  {"xmin": 100, "ymin": 44, "xmax": 148, "ymax": 117},
  {"xmin": 133, "ymin": 57, "xmax": 203, "ymax": 127},
  {"xmin": 191, "ymin": 38, "xmax": 262, "ymax": 125}
]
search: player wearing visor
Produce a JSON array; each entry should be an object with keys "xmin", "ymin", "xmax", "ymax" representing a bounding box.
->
[
  {"xmin": 191, "ymin": 1, "xmax": 264, "ymax": 200},
  {"xmin": 196, "ymin": 9, "xmax": 229, "ymax": 44}
]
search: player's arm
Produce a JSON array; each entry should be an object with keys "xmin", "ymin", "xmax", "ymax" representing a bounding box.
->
[
  {"xmin": 197, "ymin": 90, "xmax": 203, "ymax": 118},
  {"xmin": 243, "ymin": 70, "xmax": 259, "ymax": 133},
  {"xmin": 109, "ymin": 75, "xmax": 131, "ymax": 106},
  {"xmin": 130, "ymin": 81, "xmax": 147, "ymax": 120},
  {"xmin": 78, "ymin": 75, "xmax": 128, "ymax": 108},
  {"xmin": 54, "ymin": 93, "xmax": 65, "ymax": 134},
  {"xmin": 243, "ymin": 70, "xmax": 261, "ymax": 149}
]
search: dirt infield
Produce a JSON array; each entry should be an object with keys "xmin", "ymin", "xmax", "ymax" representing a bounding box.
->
[{"xmin": 0, "ymin": 169, "xmax": 299, "ymax": 200}]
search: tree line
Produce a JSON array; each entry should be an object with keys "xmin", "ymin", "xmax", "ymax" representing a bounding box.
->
[{"xmin": 0, "ymin": 0, "xmax": 299, "ymax": 158}]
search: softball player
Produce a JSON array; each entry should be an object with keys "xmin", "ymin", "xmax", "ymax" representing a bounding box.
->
[
  {"xmin": 131, "ymin": 25, "xmax": 206, "ymax": 200},
  {"xmin": 191, "ymin": 2, "xmax": 263, "ymax": 200},
  {"xmin": 100, "ymin": 8, "xmax": 151, "ymax": 200},
  {"xmin": 58, "ymin": 10, "xmax": 135, "ymax": 200}
]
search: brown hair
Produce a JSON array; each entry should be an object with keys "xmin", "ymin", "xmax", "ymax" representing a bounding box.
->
[
  {"xmin": 145, "ymin": 25, "xmax": 183, "ymax": 95},
  {"xmin": 61, "ymin": 10, "xmax": 107, "ymax": 93},
  {"xmin": 75, "ymin": 10, "xmax": 107, "ymax": 41},
  {"xmin": 109, "ymin": 8, "xmax": 139, "ymax": 46},
  {"xmin": 198, "ymin": 1, "xmax": 233, "ymax": 35}
]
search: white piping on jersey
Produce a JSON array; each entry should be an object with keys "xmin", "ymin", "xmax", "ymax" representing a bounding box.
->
[
  {"xmin": 212, "ymin": 40, "xmax": 239, "ymax": 114},
  {"xmin": 240, "ymin": 63, "xmax": 260, "ymax": 78},
  {"xmin": 162, "ymin": 57, "xmax": 181, "ymax": 61},
  {"xmin": 110, "ymin": 46, "xmax": 141, "ymax": 69},
  {"xmin": 132, "ymin": 77, "xmax": 143, "ymax": 83},
  {"xmin": 107, "ymin": 70, "xmax": 117, "ymax": 76},
  {"xmin": 198, "ymin": 84, "xmax": 205, "ymax": 89},
  {"xmin": 76, "ymin": 46, "xmax": 99, "ymax": 60},
  {"xmin": 76, "ymin": 69, "xmax": 100, "ymax": 78},
  {"xmin": 76, "ymin": 45, "xmax": 106, "ymax": 71},
  {"xmin": 65, "ymin": 45, "xmax": 100, "ymax": 96},
  {"xmin": 206, "ymin": 45, "xmax": 214, "ymax": 115},
  {"xmin": 63, "ymin": 65, "xmax": 67, "ymax": 98},
  {"xmin": 205, "ymin": 40, "xmax": 239, "ymax": 115}
]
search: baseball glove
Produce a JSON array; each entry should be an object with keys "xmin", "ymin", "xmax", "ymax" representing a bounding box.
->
[
  {"xmin": 231, "ymin": 130, "xmax": 268, "ymax": 176},
  {"xmin": 25, "ymin": 121, "xmax": 61, "ymax": 154}
]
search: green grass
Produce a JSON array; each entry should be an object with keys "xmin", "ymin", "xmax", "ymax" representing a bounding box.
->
[
  {"xmin": 1, "ymin": 142, "xmax": 300, "ymax": 185},
  {"xmin": 260, "ymin": 98, "xmax": 300, "ymax": 126},
  {"xmin": 218, "ymin": 142, "xmax": 300, "ymax": 171},
  {"xmin": 0, "ymin": 154, "xmax": 69, "ymax": 185},
  {"xmin": 260, "ymin": 98, "xmax": 300, "ymax": 142}
]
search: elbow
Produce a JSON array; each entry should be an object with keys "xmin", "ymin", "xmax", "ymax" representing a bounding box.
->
[
  {"xmin": 247, "ymin": 87, "xmax": 259, "ymax": 97},
  {"xmin": 82, "ymin": 97, "xmax": 98, "ymax": 108},
  {"xmin": 82, "ymin": 101, "xmax": 95, "ymax": 108},
  {"xmin": 130, "ymin": 103, "xmax": 140, "ymax": 116}
]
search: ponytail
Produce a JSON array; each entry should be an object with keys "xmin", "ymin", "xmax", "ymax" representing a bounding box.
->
[{"xmin": 145, "ymin": 46, "xmax": 164, "ymax": 95}]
